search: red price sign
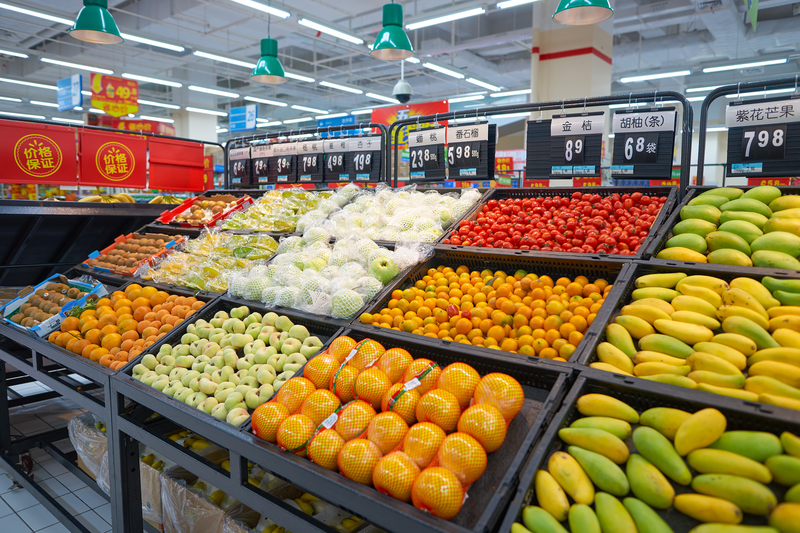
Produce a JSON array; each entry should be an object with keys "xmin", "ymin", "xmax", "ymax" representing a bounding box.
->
[
  {"xmin": 524, "ymin": 179, "xmax": 549, "ymax": 187},
  {"xmin": 91, "ymin": 73, "xmax": 139, "ymax": 117},
  {"xmin": 495, "ymin": 156, "xmax": 513, "ymax": 172},
  {"xmin": 573, "ymin": 177, "xmax": 601, "ymax": 187},
  {"xmin": 747, "ymin": 177, "xmax": 792, "ymax": 186}
]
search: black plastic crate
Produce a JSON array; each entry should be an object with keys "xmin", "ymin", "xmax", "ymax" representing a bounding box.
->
[
  {"xmin": 500, "ymin": 372, "xmax": 800, "ymax": 533},
  {"xmin": 438, "ymin": 187, "xmax": 679, "ymax": 262},
  {"xmin": 357, "ymin": 249, "xmax": 636, "ymax": 370},
  {"xmin": 574, "ymin": 260, "xmax": 800, "ymax": 425},
  {"xmin": 646, "ymin": 185, "xmax": 800, "ymax": 274},
  {"xmin": 238, "ymin": 325, "xmax": 572, "ymax": 533}
]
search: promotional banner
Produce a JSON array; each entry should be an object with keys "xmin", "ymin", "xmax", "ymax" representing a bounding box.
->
[
  {"xmin": 371, "ymin": 100, "xmax": 449, "ymax": 147},
  {"xmin": 87, "ymin": 114, "xmax": 176, "ymax": 136},
  {"xmin": 149, "ymin": 138, "xmax": 205, "ymax": 192},
  {"xmin": 79, "ymin": 130, "xmax": 147, "ymax": 188},
  {"xmin": 90, "ymin": 73, "xmax": 139, "ymax": 117},
  {"xmin": 0, "ymin": 120, "xmax": 77, "ymax": 185}
]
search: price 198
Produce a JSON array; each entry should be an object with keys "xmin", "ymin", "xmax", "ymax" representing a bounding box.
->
[
  {"xmin": 742, "ymin": 125, "xmax": 786, "ymax": 161},
  {"xmin": 353, "ymin": 153, "xmax": 372, "ymax": 172}
]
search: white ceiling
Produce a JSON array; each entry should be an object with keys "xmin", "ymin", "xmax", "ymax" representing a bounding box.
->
[{"xmin": 0, "ymin": 0, "xmax": 797, "ymax": 138}]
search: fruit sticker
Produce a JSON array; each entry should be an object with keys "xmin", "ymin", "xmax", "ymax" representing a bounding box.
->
[{"xmin": 90, "ymin": 73, "xmax": 139, "ymax": 117}]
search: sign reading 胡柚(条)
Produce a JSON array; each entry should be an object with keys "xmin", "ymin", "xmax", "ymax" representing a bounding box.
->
[
  {"xmin": 408, "ymin": 127, "xmax": 446, "ymax": 179},
  {"xmin": 611, "ymin": 108, "xmax": 677, "ymax": 178},
  {"xmin": 550, "ymin": 112, "xmax": 605, "ymax": 176},
  {"xmin": 229, "ymin": 104, "xmax": 258, "ymax": 132},
  {"xmin": 57, "ymin": 74, "xmax": 82, "ymax": 112}
]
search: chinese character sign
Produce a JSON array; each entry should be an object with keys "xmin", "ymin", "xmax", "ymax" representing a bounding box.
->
[
  {"xmin": 90, "ymin": 73, "xmax": 139, "ymax": 117},
  {"xmin": 726, "ymin": 99, "xmax": 799, "ymax": 128},
  {"xmin": 0, "ymin": 120, "xmax": 77, "ymax": 185},
  {"xmin": 79, "ymin": 130, "xmax": 147, "ymax": 188}
]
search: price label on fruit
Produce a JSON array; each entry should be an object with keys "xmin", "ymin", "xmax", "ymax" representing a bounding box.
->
[
  {"xmin": 323, "ymin": 139, "xmax": 349, "ymax": 181},
  {"xmin": 550, "ymin": 112, "xmax": 604, "ymax": 177},
  {"xmin": 611, "ymin": 107, "xmax": 677, "ymax": 179},
  {"xmin": 347, "ymin": 136, "xmax": 381, "ymax": 182},
  {"xmin": 726, "ymin": 97, "xmax": 800, "ymax": 178},
  {"xmin": 446, "ymin": 122, "xmax": 493, "ymax": 178},
  {"xmin": 408, "ymin": 126, "xmax": 446, "ymax": 181}
]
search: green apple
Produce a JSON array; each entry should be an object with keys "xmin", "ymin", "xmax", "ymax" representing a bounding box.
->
[{"xmin": 368, "ymin": 257, "xmax": 399, "ymax": 284}]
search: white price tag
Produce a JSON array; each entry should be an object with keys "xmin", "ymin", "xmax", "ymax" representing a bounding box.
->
[
  {"xmin": 322, "ymin": 412, "xmax": 338, "ymax": 429},
  {"xmin": 403, "ymin": 377, "xmax": 421, "ymax": 391}
]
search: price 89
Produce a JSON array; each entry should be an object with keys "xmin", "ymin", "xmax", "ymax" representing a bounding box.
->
[
  {"xmin": 563, "ymin": 136, "xmax": 584, "ymax": 164},
  {"xmin": 353, "ymin": 152, "xmax": 372, "ymax": 172},
  {"xmin": 742, "ymin": 125, "xmax": 786, "ymax": 161},
  {"xmin": 302, "ymin": 154, "xmax": 318, "ymax": 174}
]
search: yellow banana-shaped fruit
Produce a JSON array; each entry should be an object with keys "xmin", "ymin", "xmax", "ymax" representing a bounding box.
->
[
  {"xmin": 657, "ymin": 247, "xmax": 707, "ymax": 262},
  {"xmin": 691, "ymin": 474, "xmax": 777, "ymax": 515},
  {"xmin": 768, "ymin": 306, "xmax": 800, "ymax": 318},
  {"xmin": 635, "ymin": 362, "xmax": 692, "ymax": 377},
  {"xmin": 577, "ymin": 394, "xmax": 639, "ymax": 423},
  {"xmin": 688, "ymin": 371, "xmax": 746, "ymax": 389},
  {"xmin": 635, "ymin": 272, "xmax": 687, "ymax": 289},
  {"xmin": 548, "ymin": 452, "xmax": 594, "ymax": 505},
  {"xmin": 596, "ymin": 343, "xmax": 634, "ymax": 374},
  {"xmin": 722, "ymin": 288, "xmax": 769, "ymax": 321},
  {"xmin": 654, "ymin": 319, "xmax": 714, "ymax": 345},
  {"xmin": 79, "ymin": 195, "xmax": 103, "ymax": 202},
  {"xmin": 615, "ymin": 315, "xmax": 655, "ymax": 339},
  {"xmin": 729, "ymin": 278, "xmax": 781, "ymax": 310},
  {"xmin": 606, "ymin": 324, "xmax": 637, "ymax": 358},
  {"xmin": 696, "ymin": 383, "xmax": 759, "ymax": 401},
  {"xmin": 716, "ymin": 306, "xmax": 770, "ymax": 330},
  {"xmin": 590, "ymin": 362, "xmax": 633, "ymax": 375},
  {"xmin": 687, "ymin": 448, "xmax": 772, "ymax": 484},
  {"xmin": 745, "ymin": 376, "xmax": 800, "ymax": 401},
  {"xmin": 759, "ymin": 393, "xmax": 800, "ymax": 411},
  {"xmin": 781, "ymin": 431, "xmax": 800, "ymax": 457},
  {"xmin": 678, "ymin": 284, "xmax": 722, "ymax": 308},
  {"xmin": 712, "ymin": 333, "xmax": 758, "ymax": 356},
  {"xmin": 688, "ymin": 526, "xmax": 779, "ymax": 533},
  {"xmin": 558, "ymin": 428, "xmax": 630, "ymax": 464},
  {"xmin": 673, "ymin": 310, "xmax": 721, "ymax": 330},
  {"xmin": 687, "ymin": 352, "xmax": 742, "ymax": 376},
  {"xmin": 769, "ymin": 315, "xmax": 800, "ymax": 333},
  {"xmin": 621, "ymin": 305, "xmax": 671, "ymax": 325},
  {"xmin": 693, "ymin": 342, "xmax": 747, "ymax": 370},
  {"xmin": 750, "ymin": 361, "xmax": 800, "ymax": 388},
  {"xmin": 674, "ymin": 493, "xmax": 743, "ymax": 524},
  {"xmin": 639, "ymin": 374, "xmax": 698, "ymax": 389},
  {"xmin": 677, "ymin": 275, "xmax": 730, "ymax": 295},
  {"xmin": 773, "ymin": 328, "xmax": 800, "ymax": 349},
  {"xmin": 629, "ymin": 298, "xmax": 676, "ymax": 315},
  {"xmin": 672, "ymin": 295, "xmax": 719, "ymax": 319},
  {"xmin": 748, "ymin": 347, "xmax": 800, "ymax": 367},
  {"xmin": 674, "ymin": 408, "xmax": 727, "ymax": 456},
  {"xmin": 534, "ymin": 470, "xmax": 570, "ymax": 521},
  {"xmin": 633, "ymin": 351, "xmax": 689, "ymax": 366},
  {"xmin": 149, "ymin": 195, "xmax": 164, "ymax": 204},
  {"xmin": 722, "ymin": 316, "xmax": 781, "ymax": 351},
  {"xmin": 632, "ymin": 288, "xmax": 679, "ymax": 302},
  {"xmin": 769, "ymin": 503, "xmax": 800, "ymax": 533}
]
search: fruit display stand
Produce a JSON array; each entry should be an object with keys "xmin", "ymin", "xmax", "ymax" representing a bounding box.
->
[
  {"xmin": 437, "ymin": 186, "xmax": 679, "ymax": 262},
  {"xmin": 574, "ymin": 261, "xmax": 800, "ymax": 422},
  {"xmin": 155, "ymin": 194, "xmax": 255, "ymax": 228},
  {"xmin": 500, "ymin": 371, "xmax": 800, "ymax": 533},
  {"xmin": 645, "ymin": 185, "xmax": 800, "ymax": 275}
]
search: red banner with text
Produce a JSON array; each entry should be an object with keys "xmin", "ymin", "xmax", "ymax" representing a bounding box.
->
[
  {"xmin": 372, "ymin": 100, "xmax": 449, "ymax": 148},
  {"xmin": 0, "ymin": 120, "xmax": 77, "ymax": 185},
  {"xmin": 79, "ymin": 130, "xmax": 147, "ymax": 188},
  {"xmin": 149, "ymin": 138, "xmax": 205, "ymax": 192},
  {"xmin": 90, "ymin": 74, "xmax": 139, "ymax": 117}
]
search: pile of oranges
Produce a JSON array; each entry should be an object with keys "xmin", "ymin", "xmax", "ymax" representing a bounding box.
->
[
  {"xmin": 47, "ymin": 284, "xmax": 205, "ymax": 370},
  {"xmin": 360, "ymin": 266, "xmax": 612, "ymax": 361}
]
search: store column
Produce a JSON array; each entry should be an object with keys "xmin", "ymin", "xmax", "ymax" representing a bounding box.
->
[{"xmin": 173, "ymin": 109, "xmax": 218, "ymax": 143}]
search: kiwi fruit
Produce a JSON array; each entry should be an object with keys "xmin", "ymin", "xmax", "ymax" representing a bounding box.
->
[
  {"xmin": 20, "ymin": 302, "xmax": 31, "ymax": 313},
  {"xmin": 10, "ymin": 314, "xmax": 22, "ymax": 324},
  {"xmin": 67, "ymin": 288, "xmax": 79, "ymax": 298}
]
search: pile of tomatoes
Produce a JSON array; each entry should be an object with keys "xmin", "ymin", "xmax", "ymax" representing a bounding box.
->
[{"xmin": 442, "ymin": 192, "xmax": 669, "ymax": 255}]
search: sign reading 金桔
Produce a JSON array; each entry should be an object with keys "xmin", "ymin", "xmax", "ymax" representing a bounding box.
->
[
  {"xmin": 230, "ymin": 105, "xmax": 258, "ymax": 133},
  {"xmin": 57, "ymin": 74, "xmax": 82, "ymax": 112},
  {"xmin": 549, "ymin": 112, "xmax": 604, "ymax": 177},
  {"xmin": 611, "ymin": 107, "xmax": 677, "ymax": 180},
  {"xmin": 90, "ymin": 73, "xmax": 139, "ymax": 117}
]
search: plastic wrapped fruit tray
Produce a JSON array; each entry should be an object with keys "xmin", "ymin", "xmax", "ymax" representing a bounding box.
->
[
  {"xmin": 645, "ymin": 185, "xmax": 800, "ymax": 276},
  {"xmin": 356, "ymin": 249, "xmax": 634, "ymax": 368},
  {"xmin": 155, "ymin": 194, "xmax": 254, "ymax": 228},
  {"xmin": 500, "ymin": 372, "xmax": 800, "ymax": 533},
  {"xmin": 240, "ymin": 326, "xmax": 571, "ymax": 533},
  {"xmin": 572, "ymin": 260, "xmax": 800, "ymax": 425},
  {"xmin": 437, "ymin": 187, "xmax": 679, "ymax": 262},
  {"xmin": 81, "ymin": 232, "xmax": 184, "ymax": 277}
]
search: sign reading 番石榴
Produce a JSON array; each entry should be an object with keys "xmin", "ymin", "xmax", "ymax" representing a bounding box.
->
[
  {"xmin": 79, "ymin": 130, "xmax": 147, "ymax": 188},
  {"xmin": 0, "ymin": 120, "xmax": 77, "ymax": 185},
  {"xmin": 90, "ymin": 73, "xmax": 139, "ymax": 117}
]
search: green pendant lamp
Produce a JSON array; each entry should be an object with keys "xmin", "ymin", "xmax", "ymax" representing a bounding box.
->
[
  {"xmin": 371, "ymin": 3, "xmax": 414, "ymax": 61},
  {"xmin": 69, "ymin": 0, "xmax": 123, "ymax": 45},
  {"xmin": 552, "ymin": 0, "xmax": 613, "ymax": 25},
  {"xmin": 251, "ymin": 38, "xmax": 287, "ymax": 84}
]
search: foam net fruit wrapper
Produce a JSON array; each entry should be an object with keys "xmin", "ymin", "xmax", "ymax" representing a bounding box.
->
[{"xmin": 222, "ymin": 189, "xmax": 333, "ymax": 232}]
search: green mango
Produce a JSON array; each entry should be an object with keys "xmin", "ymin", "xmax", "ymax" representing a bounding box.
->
[
  {"xmin": 595, "ymin": 493, "xmax": 637, "ymax": 533},
  {"xmin": 666, "ymin": 233, "xmax": 708, "ymax": 253},
  {"xmin": 606, "ymin": 323, "xmax": 637, "ymax": 358},
  {"xmin": 701, "ymin": 187, "xmax": 743, "ymax": 200},
  {"xmin": 632, "ymin": 426, "xmax": 692, "ymax": 485},
  {"xmin": 639, "ymin": 407, "xmax": 692, "ymax": 440},
  {"xmin": 687, "ymin": 448, "xmax": 773, "ymax": 484},
  {"xmin": 691, "ymin": 474, "xmax": 777, "ymax": 515},
  {"xmin": 722, "ymin": 316, "xmax": 780, "ymax": 350},
  {"xmin": 626, "ymin": 454, "xmax": 675, "ymax": 509},
  {"xmin": 689, "ymin": 526, "xmax": 779, "ymax": 533},
  {"xmin": 681, "ymin": 205, "xmax": 721, "ymax": 224},
  {"xmin": 568, "ymin": 504, "xmax": 601, "ymax": 533},
  {"xmin": 673, "ymin": 219, "xmax": 717, "ymax": 238},
  {"xmin": 706, "ymin": 231, "xmax": 751, "ymax": 255},
  {"xmin": 751, "ymin": 232, "xmax": 800, "ymax": 258},
  {"xmin": 775, "ymin": 291, "xmax": 800, "ymax": 306},
  {"xmin": 639, "ymin": 334, "xmax": 694, "ymax": 358},
  {"xmin": 742, "ymin": 185, "xmax": 782, "ymax": 205},
  {"xmin": 689, "ymin": 195, "xmax": 729, "ymax": 208},
  {"xmin": 769, "ymin": 195, "xmax": 800, "ymax": 212},
  {"xmin": 763, "ymin": 217, "xmax": 800, "ymax": 237},
  {"xmin": 709, "ymin": 431, "xmax": 783, "ymax": 462},
  {"xmin": 762, "ymin": 276, "xmax": 800, "ymax": 294},
  {"xmin": 720, "ymin": 198, "xmax": 773, "ymax": 218},
  {"xmin": 622, "ymin": 498, "xmax": 675, "ymax": 533},
  {"xmin": 718, "ymin": 220, "xmax": 763, "ymax": 244},
  {"xmin": 707, "ymin": 249, "xmax": 753, "ymax": 267},
  {"xmin": 522, "ymin": 506, "xmax": 568, "ymax": 533},
  {"xmin": 752, "ymin": 251, "xmax": 800, "ymax": 271},
  {"xmin": 787, "ymin": 484, "xmax": 800, "ymax": 503},
  {"xmin": 765, "ymin": 455, "xmax": 800, "ymax": 486},
  {"xmin": 568, "ymin": 446, "xmax": 630, "ymax": 497},
  {"xmin": 720, "ymin": 210, "xmax": 769, "ymax": 229},
  {"xmin": 570, "ymin": 417, "xmax": 632, "ymax": 440}
]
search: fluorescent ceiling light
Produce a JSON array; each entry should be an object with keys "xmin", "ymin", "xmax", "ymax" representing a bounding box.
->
[
  {"xmin": 703, "ymin": 59, "xmax": 787, "ymax": 73},
  {"xmin": 0, "ymin": 95, "xmax": 21, "ymax": 102},
  {"xmin": 620, "ymin": 70, "xmax": 691, "ymax": 83},
  {"xmin": 283, "ymin": 116, "xmax": 314, "ymax": 124},
  {"xmin": 423, "ymin": 62, "xmax": 464, "ymax": 79},
  {"xmin": 686, "ymin": 85, "xmax": 722, "ymax": 93},
  {"xmin": 245, "ymin": 96, "xmax": 287, "ymax": 107},
  {"xmin": 319, "ymin": 81, "xmax": 363, "ymax": 94},
  {"xmin": 317, "ymin": 112, "xmax": 347, "ymax": 119},
  {"xmin": 298, "ymin": 18, "xmax": 364, "ymax": 45},
  {"xmin": 193, "ymin": 50, "xmax": 255, "ymax": 69},
  {"xmin": 81, "ymin": 90, "xmax": 91, "ymax": 96},
  {"xmin": 0, "ymin": 111, "xmax": 45, "ymax": 119},
  {"xmin": 138, "ymin": 99, "xmax": 180, "ymax": 110},
  {"xmin": 0, "ymin": 76, "xmax": 56, "ymax": 90},
  {"xmin": 491, "ymin": 112, "xmax": 532, "ymax": 119},
  {"xmin": 707, "ymin": 127, "xmax": 728, "ymax": 132},
  {"xmin": 0, "ymin": 48, "xmax": 27, "ymax": 58},
  {"xmin": 498, "ymin": 0, "xmax": 540, "ymax": 7},
  {"xmin": 449, "ymin": 95, "xmax": 485, "ymax": 103},
  {"xmin": 686, "ymin": 96, "xmax": 706, "ymax": 102},
  {"xmin": 609, "ymin": 102, "xmax": 647, "ymax": 108},
  {"xmin": 229, "ymin": 0, "xmax": 291, "ymax": 18},
  {"xmin": 608, "ymin": 133, "xmax": 615, "ymax": 138},
  {"xmin": 351, "ymin": 109, "xmax": 373, "ymax": 115},
  {"xmin": 52, "ymin": 117, "xmax": 84, "ymax": 124},
  {"xmin": 186, "ymin": 106, "xmax": 228, "ymax": 117},
  {"xmin": 122, "ymin": 73, "xmax": 182, "ymax": 88},
  {"xmin": 490, "ymin": 89, "xmax": 531, "ymax": 98},
  {"xmin": 189, "ymin": 85, "xmax": 239, "ymax": 98},
  {"xmin": 120, "ymin": 34, "xmax": 185, "ymax": 52},
  {"xmin": 89, "ymin": 108, "xmax": 105, "ymax": 114},
  {"xmin": 292, "ymin": 104, "xmax": 327, "ymax": 113},
  {"xmin": 406, "ymin": 7, "xmax": 486, "ymax": 30},
  {"xmin": 40, "ymin": 58, "xmax": 113, "ymax": 75},
  {"xmin": 74, "ymin": 107, "xmax": 82, "ymax": 111},
  {"xmin": 216, "ymin": 128, "xmax": 228, "ymax": 133},
  {"xmin": 0, "ymin": 2, "xmax": 72, "ymax": 25},
  {"xmin": 366, "ymin": 92, "xmax": 397, "ymax": 103},
  {"xmin": 29, "ymin": 100, "xmax": 58, "ymax": 107},
  {"xmin": 284, "ymin": 71, "xmax": 315, "ymax": 83},
  {"xmin": 725, "ymin": 87, "xmax": 795, "ymax": 98},
  {"xmin": 405, "ymin": 57, "xmax": 420, "ymax": 64},
  {"xmin": 466, "ymin": 78, "xmax": 501, "ymax": 91},
  {"xmin": 258, "ymin": 120, "xmax": 282, "ymax": 127},
  {"xmin": 140, "ymin": 115, "xmax": 175, "ymax": 123}
]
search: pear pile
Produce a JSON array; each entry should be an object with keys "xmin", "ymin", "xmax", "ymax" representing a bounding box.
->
[{"xmin": 131, "ymin": 306, "xmax": 324, "ymax": 426}]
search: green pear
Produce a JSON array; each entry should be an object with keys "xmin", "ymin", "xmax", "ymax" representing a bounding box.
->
[
  {"xmin": 262, "ymin": 312, "xmax": 279, "ymax": 326},
  {"xmin": 175, "ymin": 387, "xmax": 193, "ymax": 403},
  {"xmin": 174, "ymin": 345, "xmax": 190, "ymax": 357},
  {"xmin": 227, "ymin": 373, "xmax": 241, "ymax": 386},
  {"xmin": 200, "ymin": 397, "xmax": 219, "ymax": 414},
  {"xmin": 299, "ymin": 345, "xmax": 320, "ymax": 358},
  {"xmin": 163, "ymin": 381, "xmax": 183, "ymax": 397},
  {"xmin": 160, "ymin": 355, "xmax": 176, "ymax": 367},
  {"xmin": 245, "ymin": 389, "xmax": 264, "ymax": 409},
  {"xmin": 211, "ymin": 404, "xmax": 228, "ymax": 420},
  {"xmin": 223, "ymin": 351, "xmax": 238, "ymax": 368},
  {"xmin": 281, "ymin": 338, "xmax": 302, "ymax": 356},
  {"xmin": 180, "ymin": 370, "xmax": 200, "ymax": 388},
  {"xmin": 176, "ymin": 356, "xmax": 195, "ymax": 369},
  {"xmin": 232, "ymin": 334, "xmax": 249, "ymax": 349},
  {"xmin": 209, "ymin": 330, "xmax": 225, "ymax": 344},
  {"xmin": 158, "ymin": 344, "xmax": 172, "ymax": 356},
  {"xmin": 244, "ymin": 313, "xmax": 261, "ymax": 326},
  {"xmin": 249, "ymin": 364, "xmax": 262, "ymax": 379},
  {"xmin": 155, "ymin": 364, "xmax": 173, "ymax": 376},
  {"xmin": 245, "ymin": 323, "xmax": 262, "ymax": 338},
  {"xmin": 152, "ymin": 374, "xmax": 170, "ymax": 390},
  {"xmin": 258, "ymin": 383, "xmax": 274, "ymax": 400},
  {"xmin": 189, "ymin": 378, "xmax": 201, "ymax": 393},
  {"xmin": 202, "ymin": 343, "xmax": 220, "ymax": 358},
  {"xmin": 140, "ymin": 370, "xmax": 158, "ymax": 385},
  {"xmin": 236, "ymin": 358, "xmax": 252, "ymax": 371},
  {"xmin": 186, "ymin": 324, "xmax": 196, "ymax": 335},
  {"xmin": 214, "ymin": 383, "xmax": 236, "ymax": 402},
  {"xmin": 199, "ymin": 378, "xmax": 218, "ymax": 395},
  {"xmin": 283, "ymin": 353, "xmax": 307, "ymax": 373},
  {"xmin": 239, "ymin": 376, "xmax": 258, "ymax": 388},
  {"xmin": 169, "ymin": 367, "xmax": 188, "ymax": 381},
  {"xmin": 267, "ymin": 353, "xmax": 288, "ymax": 372},
  {"xmin": 181, "ymin": 333, "xmax": 199, "ymax": 345},
  {"xmin": 189, "ymin": 392, "xmax": 207, "ymax": 408},
  {"xmin": 226, "ymin": 407, "xmax": 250, "ymax": 426},
  {"xmin": 254, "ymin": 346, "xmax": 275, "ymax": 365},
  {"xmin": 224, "ymin": 392, "xmax": 244, "ymax": 411},
  {"xmin": 132, "ymin": 364, "xmax": 149, "ymax": 379},
  {"xmin": 273, "ymin": 371, "xmax": 294, "ymax": 390},
  {"xmin": 214, "ymin": 310, "xmax": 229, "ymax": 320}
]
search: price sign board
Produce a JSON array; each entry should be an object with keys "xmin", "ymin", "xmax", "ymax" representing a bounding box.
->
[
  {"xmin": 297, "ymin": 139, "xmax": 324, "ymax": 182},
  {"xmin": 408, "ymin": 127, "xmax": 446, "ymax": 181},
  {"xmin": 725, "ymin": 97, "xmax": 800, "ymax": 178},
  {"xmin": 251, "ymin": 144, "xmax": 272, "ymax": 183},
  {"xmin": 611, "ymin": 107, "xmax": 676, "ymax": 179},
  {"xmin": 230, "ymin": 147, "xmax": 252, "ymax": 185},
  {"xmin": 347, "ymin": 135, "xmax": 382, "ymax": 182},
  {"xmin": 268, "ymin": 142, "xmax": 297, "ymax": 183},
  {"xmin": 90, "ymin": 74, "xmax": 139, "ymax": 117},
  {"xmin": 525, "ymin": 119, "xmax": 552, "ymax": 179},
  {"xmin": 550, "ymin": 112, "xmax": 604, "ymax": 177},
  {"xmin": 446, "ymin": 122, "xmax": 496, "ymax": 179},
  {"xmin": 323, "ymin": 138, "xmax": 350, "ymax": 182}
]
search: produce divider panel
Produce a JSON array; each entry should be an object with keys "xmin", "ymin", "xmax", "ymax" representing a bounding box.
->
[{"xmin": 610, "ymin": 107, "xmax": 677, "ymax": 180}]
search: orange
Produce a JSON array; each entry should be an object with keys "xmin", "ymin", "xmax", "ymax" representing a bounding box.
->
[
  {"xmin": 191, "ymin": 301, "xmax": 204, "ymax": 311},
  {"xmin": 81, "ymin": 343, "xmax": 100, "ymax": 358},
  {"xmin": 101, "ymin": 333, "xmax": 122, "ymax": 351},
  {"xmin": 307, "ymin": 429, "xmax": 345, "ymax": 471},
  {"xmin": 71, "ymin": 339, "xmax": 91, "ymax": 355},
  {"xmin": 331, "ymin": 365, "xmax": 359, "ymax": 404},
  {"xmin": 131, "ymin": 297, "xmax": 150, "ymax": 310},
  {"xmin": 402, "ymin": 359, "xmax": 441, "ymax": 396},
  {"xmin": 411, "ymin": 467, "xmax": 464, "ymax": 520},
  {"xmin": 404, "ymin": 422, "xmax": 445, "ymax": 469},
  {"xmin": 149, "ymin": 291, "xmax": 169, "ymax": 307},
  {"xmin": 100, "ymin": 324, "xmax": 118, "ymax": 337},
  {"xmin": 61, "ymin": 317, "xmax": 79, "ymax": 333},
  {"xmin": 338, "ymin": 439, "xmax": 383, "ymax": 485},
  {"xmin": 560, "ymin": 344, "xmax": 576, "ymax": 360},
  {"xmin": 334, "ymin": 400, "xmax": 376, "ymax": 442},
  {"xmin": 95, "ymin": 297, "xmax": 111, "ymax": 309},
  {"xmin": 544, "ymin": 329, "xmax": 561, "ymax": 345},
  {"xmin": 113, "ymin": 298, "xmax": 132, "ymax": 312},
  {"xmin": 124, "ymin": 283, "xmax": 142, "ymax": 298},
  {"xmin": 416, "ymin": 389, "xmax": 461, "ymax": 433},
  {"xmin": 98, "ymin": 353, "xmax": 114, "ymax": 367},
  {"xmin": 353, "ymin": 368, "xmax": 392, "ymax": 410},
  {"xmin": 540, "ymin": 347, "xmax": 558, "ymax": 359},
  {"xmin": 97, "ymin": 314, "xmax": 117, "ymax": 328},
  {"xmin": 120, "ymin": 339, "xmax": 135, "ymax": 353},
  {"xmin": 300, "ymin": 389, "xmax": 341, "ymax": 426},
  {"xmin": 376, "ymin": 348, "xmax": 413, "ymax": 384},
  {"xmin": 500, "ymin": 338, "xmax": 518, "ymax": 352},
  {"xmin": 80, "ymin": 319, "xmax": 99, "ymax": 334},
  {"xmin": 474, "ymin": 373, "xmax": 524, "ymax": 422},
  {"xmin": 458, "ymin": 404, "xmax": 507, "ymax": 453},
  {"xmin": 382, "ymin": 383, "xmax": 420, "ymax": 426},
  {"xmin": 437, "ymin": 432, "xmax": 487, "ymax": 486},
  {"xmin": 373, "ymin": 451, "xmax": 420, "ymax": 502},
  {"xmin": 486, "ymin": 325, "xmax": 505, "ymax": 342},
  {"xmin": 48, "ymin": 331, "xmax": 60, "ymax": 344},
  {"xmin": 436, "ymin": 363, "xmax": 480, "ymax": 410},
  {"xmin": 83, "ymin": 328, "xmax": 101, "ymax": 345},
  {"xmin": 328, "ymin": 336, "xmax": 356, "ymax": 363},
  {"xmin": 141, "ymin": 327, "xmax": 159, "ymax": 339},
  {"xmin": 159, "ymin": 324, "xmax": 173, "ymax": 334},
  {"xmin": 65, "ymin": 336, "xmax": 81, "ymax": 353},
  {"xmin": 137, "ymin": 286, "xmax": 157, "ymax": 300},
  {"xmin": 276, "ymin": 414, "xmax": 316, "ymax": 457},
  {"xmin": 304, "ymin": 354, "xmax": 340, "ymax": 389},
  {"xmin": 136, "ymin": 320, "xmax": 151, "ymax": 334},
  {"xmin": 117, "ymin": 318, "xmax": 138, "ymax": 334},
  {"xmin": 367, "ymin": 412, "xmax": 409, "ymax": 454},
  {"xmin": 89, "ymin": 347, "xmax": 108, "ymax": 362}
]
